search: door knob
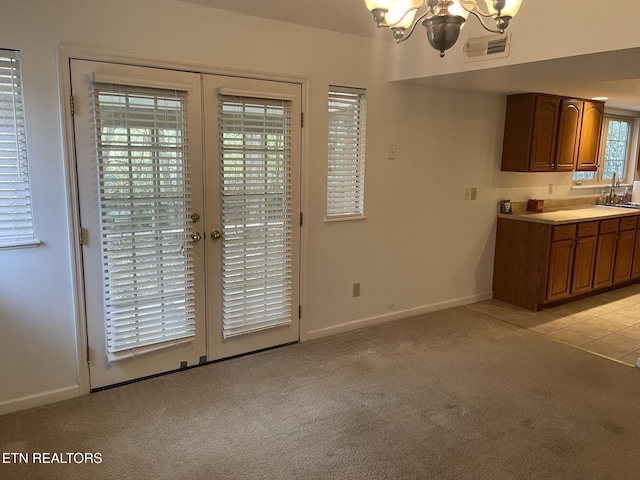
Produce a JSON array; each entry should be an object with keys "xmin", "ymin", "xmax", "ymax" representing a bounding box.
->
[
  {"xmin": 211, "ymin": 230, "xmax": 221, "ymax": 241},
  {"xmin": 191, "ymin": 231, "xmax": 202, "ymax": 242}
]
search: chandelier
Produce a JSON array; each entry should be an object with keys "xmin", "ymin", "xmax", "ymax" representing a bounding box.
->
[{"xmin": 363, "ymin": 0, "xmax": 523, "ymax": 56}]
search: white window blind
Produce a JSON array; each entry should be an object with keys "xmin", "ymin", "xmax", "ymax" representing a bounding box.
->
[
  {"xmin": 0, "ymin": 49, "xmax": 35, "ymax": 246},
  {"xmin": 218, "ymin": 94, "xmax": 293, "ymax": 339},
  {"xmin": 327, "ymin": 86, "xmax": 366, "ymax": 218},
  {"xmin": 93, "ymin": 82, "xmax": 196, "ymax": 356}
]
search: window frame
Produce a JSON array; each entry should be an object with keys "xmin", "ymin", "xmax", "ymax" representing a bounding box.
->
[
  {"xmin": 325, "ymin": 85, "xmax": 367, "ymax": 222},
  {"xmin": 0, "ymin": 48, "xmax": 38, "ymax": 249},
  {"xmin": 573, "ymin": 114, "xmax": 639, "ymax": 188}
]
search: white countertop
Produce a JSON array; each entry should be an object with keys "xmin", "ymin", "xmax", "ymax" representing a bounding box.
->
[{"xmin": 498, "ymin": 205, "xmax": 640, "ymax": 225}]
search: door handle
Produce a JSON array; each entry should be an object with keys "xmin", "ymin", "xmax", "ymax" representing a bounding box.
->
[
  {"xmin": 191, "ymin": 231, "xmax": 202, "ymax": 242},
  {"xmin": 211, "ymin": 230, "xmax": 221, "ymax": 241}
]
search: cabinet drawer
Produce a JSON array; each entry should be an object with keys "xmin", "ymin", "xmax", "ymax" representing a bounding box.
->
[
  {"xmin": 578, "ymin": 221, "xmax": 598, "ymax": 237},
  {"xmin": 599, "ymin": 218, "xmax": 620, "ymax": 234},
  {"xmin": 619, "ymin": 216, "xmax": 638, "ymax": 231},
  {"xmin": 552, "ymin": 224, "xmax": 576, "ymax": 241}
]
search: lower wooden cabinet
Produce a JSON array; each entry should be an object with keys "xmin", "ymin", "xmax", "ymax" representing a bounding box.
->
[
  {"xmin": 494, "ymin": 215, "xmax": 640, "ymax": 311},
  {"xmin": 547, "ymin": 237, "xmax": 575, "ymax": 301},
  {"xmin": 593, "ymin": 219, "xmax": 619, "ymax": 289},
  {"xmin": 632, "ymin": 225, "xmax": 640, "ymax": 279},
  {"xmin": 571, "ymin": 223, "xmax": 598, "ymax": 295},
  {"xmin": 613, "ymin": 216, "xmax": 638, "ymax": 284}
]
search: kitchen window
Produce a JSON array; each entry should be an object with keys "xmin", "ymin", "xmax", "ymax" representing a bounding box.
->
[
  {"xmin": 573, "ymin": 115, "xmax": 638, "ymax": 186},
  {"xmin": 0, "ymin": 48, "xmax": 37, "ymax": 248},
  {"xmin": 326, "ymin": 85, "xmax": 366, "ymax": 221}
]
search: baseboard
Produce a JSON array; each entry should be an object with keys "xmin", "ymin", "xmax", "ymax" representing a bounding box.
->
[
  {"xmin": 1, "ymin": 294, "xmax": 494, "ymax": 414},
  {"xmin": 304, "ymin": 292, "xmax": 493, "ymax": 341},
  {"xmin": 0, "ymin": 385, "xmax": 81, "ymax": 416}
]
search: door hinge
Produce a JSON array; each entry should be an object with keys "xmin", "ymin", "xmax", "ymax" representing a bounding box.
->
[
  {"xmin": 79, "ymin": 227, "xmax": 85, "ymax": 245},
  {"xmin": 70, "ymin": 95, "xmax": 75, "ymax": 116},
  {"xmin": 300, "ymin": 212, "xmax": 303, "ymax": 227},
  {"xmin": 86, "ymin": 345, "xmax": 90, "ymax": 364},
  {"xmin": 298, "ymin": 305, "xmax": 302, "ymax": 319},
  {"xmin": 301, "ymin": 112, "xmax": 304, "ymax": 128}
]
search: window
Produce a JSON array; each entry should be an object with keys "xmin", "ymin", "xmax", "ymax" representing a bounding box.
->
[
  {"xmin": 93, "ymin": 82, "xmax": 196, "ymax": 357},
  {"xmin": 574, "ymin": 115, "xmax": 637, "ymax": 186},
  {"xmin": 0, "ymin": 49, "xmax": 36, "ymax": 247},
  {"xmin": 327, "ymin": 86, "xmax": 366, "ymax": 219},
  {"xmin": 218, "ymin": 93, "xmax": 294, "ymax": 338}
]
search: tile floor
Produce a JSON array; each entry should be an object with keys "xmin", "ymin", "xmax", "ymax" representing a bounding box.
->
[{"xmin": 468, "ymin": 283, "xmax": 640, "ymax": 367}]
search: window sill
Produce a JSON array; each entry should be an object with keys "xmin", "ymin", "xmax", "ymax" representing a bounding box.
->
[
  {"xmin": 324, "ymin": 215, "xmax": 367, "ymax": 224},
  {"xmin": 0, "ymin": 239, "xmax": 42, "ymax": 250},
  {"xmin": 571, "ymin": 183, "xmax": 632, "ymax": 191}
]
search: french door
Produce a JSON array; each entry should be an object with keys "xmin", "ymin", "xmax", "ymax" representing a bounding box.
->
[{"xmin": 71, "ymin": 60, "xmax": 301, "ymax": 389}]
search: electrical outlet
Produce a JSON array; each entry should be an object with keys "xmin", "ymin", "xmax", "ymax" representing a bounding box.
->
[
  {"xmin": 470, "ymin": 187, "xmax": 478, "ymax": 201},
  {"xmin": 464, "ymin": 188, "xmax": 470, "ymax": 200},
  {"xmin": 352, "ymin": 283, "xmax": 360, "ymax": 297}
]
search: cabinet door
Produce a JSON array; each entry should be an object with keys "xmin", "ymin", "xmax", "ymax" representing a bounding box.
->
[
  {"xmin": 613, "ymin": 229, "xmax": 636, "ymax": 283},
  {"xmin": 632, "ymin": 229, "xmax": 640, "ymax": 279},
  {"xmin": 576, "ymin": 101, "xmax": 604, "ymax": 171},
  {"xmin": 547, "ymin": 239, "xmax": 575, "ymax": 301},
  {"xmin": 593, "ymin": 232, "xmax": 617, "ymax": 288},
  {"xmin": 571, "ymin": 235, "xmax": 597, "ymax": 294},
  {"xmin": 555, "ymin": 99, "xmax": 583, "ymax": 171},
  {"xmin": 529, "ymin": 95, "xmax": 561, "ymax": 171}
]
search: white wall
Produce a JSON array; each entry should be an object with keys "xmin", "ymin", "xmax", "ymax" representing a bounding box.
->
[
  {"xmin": 0, "ymin": 0, "xmax": 624, "ymax": 414},
  {"xmin": 388, "ymin": 0, "xmax": 640, "ymax": 81}
]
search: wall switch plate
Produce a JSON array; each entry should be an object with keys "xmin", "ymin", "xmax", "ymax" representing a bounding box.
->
[
  {"xmin": 352, "ymin": 283, "xmax": 360, "ymax": 297},
  {"xmin": 470, "ymin": 187, "xmax": 478, "ymax": 200},
  {"xmin": 548, "ymin": 183, "xmax": 554, "ymax": 194}
]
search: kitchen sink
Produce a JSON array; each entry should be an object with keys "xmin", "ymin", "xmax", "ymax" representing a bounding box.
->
[{"xmin": 605, "ymin": 202, "xmax": 640, "ymax": 210}]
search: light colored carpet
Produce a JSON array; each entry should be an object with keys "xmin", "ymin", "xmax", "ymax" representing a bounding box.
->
[{"xmin": 2, "ymin": 306, "xmax": 640, "ymax": 479}]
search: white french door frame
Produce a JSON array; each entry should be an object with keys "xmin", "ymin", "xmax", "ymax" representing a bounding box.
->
[{"xmin": 57, "ymin": 46, "xmax": 309, "ymax": 395}]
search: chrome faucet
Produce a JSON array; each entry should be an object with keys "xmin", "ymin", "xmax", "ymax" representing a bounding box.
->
[{"xmin": 609, "ymin": 172, "xmax": 619, "ymax": 204}]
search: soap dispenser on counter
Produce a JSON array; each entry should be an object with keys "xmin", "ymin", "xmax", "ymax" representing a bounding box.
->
[{"xmin": 598, "ymin": 190, "xmax": 607, "ymax": 205}]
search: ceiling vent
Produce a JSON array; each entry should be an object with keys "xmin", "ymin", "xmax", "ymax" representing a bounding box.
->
[{"xmin": 463, "ymin": 33, "xmax": 511, "ymax": 62}]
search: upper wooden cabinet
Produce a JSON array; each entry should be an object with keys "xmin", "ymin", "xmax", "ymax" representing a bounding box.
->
[
  {"xmin": 576, "ymin": 100, "xmax": 605, "ymax": 171},
  {"xmin": 501, "ymin": 93, "xmax": 604, "ymax": 172},
  {"xmin": 554, "ymin": 99, "xmax": 582, "ymax": 171}
]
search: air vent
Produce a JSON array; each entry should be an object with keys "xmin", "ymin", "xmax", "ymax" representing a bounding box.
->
[{"xmin": 464, "ymin": 32, "xmax": 511, "ymax": 62}]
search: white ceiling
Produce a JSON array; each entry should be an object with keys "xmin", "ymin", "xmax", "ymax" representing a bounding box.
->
[
  {"xmin": 178, "ymin": 0, "xmax": 640, "ymax": 111},
  {"xmin": 178, "ymin": 0, "xmax": 385, "ymax": 38}
]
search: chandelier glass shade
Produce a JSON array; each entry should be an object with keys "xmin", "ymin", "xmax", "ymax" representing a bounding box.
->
[{"xmin": 364, "ymin": 0, "xmax": 523, "ymax": 56}]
